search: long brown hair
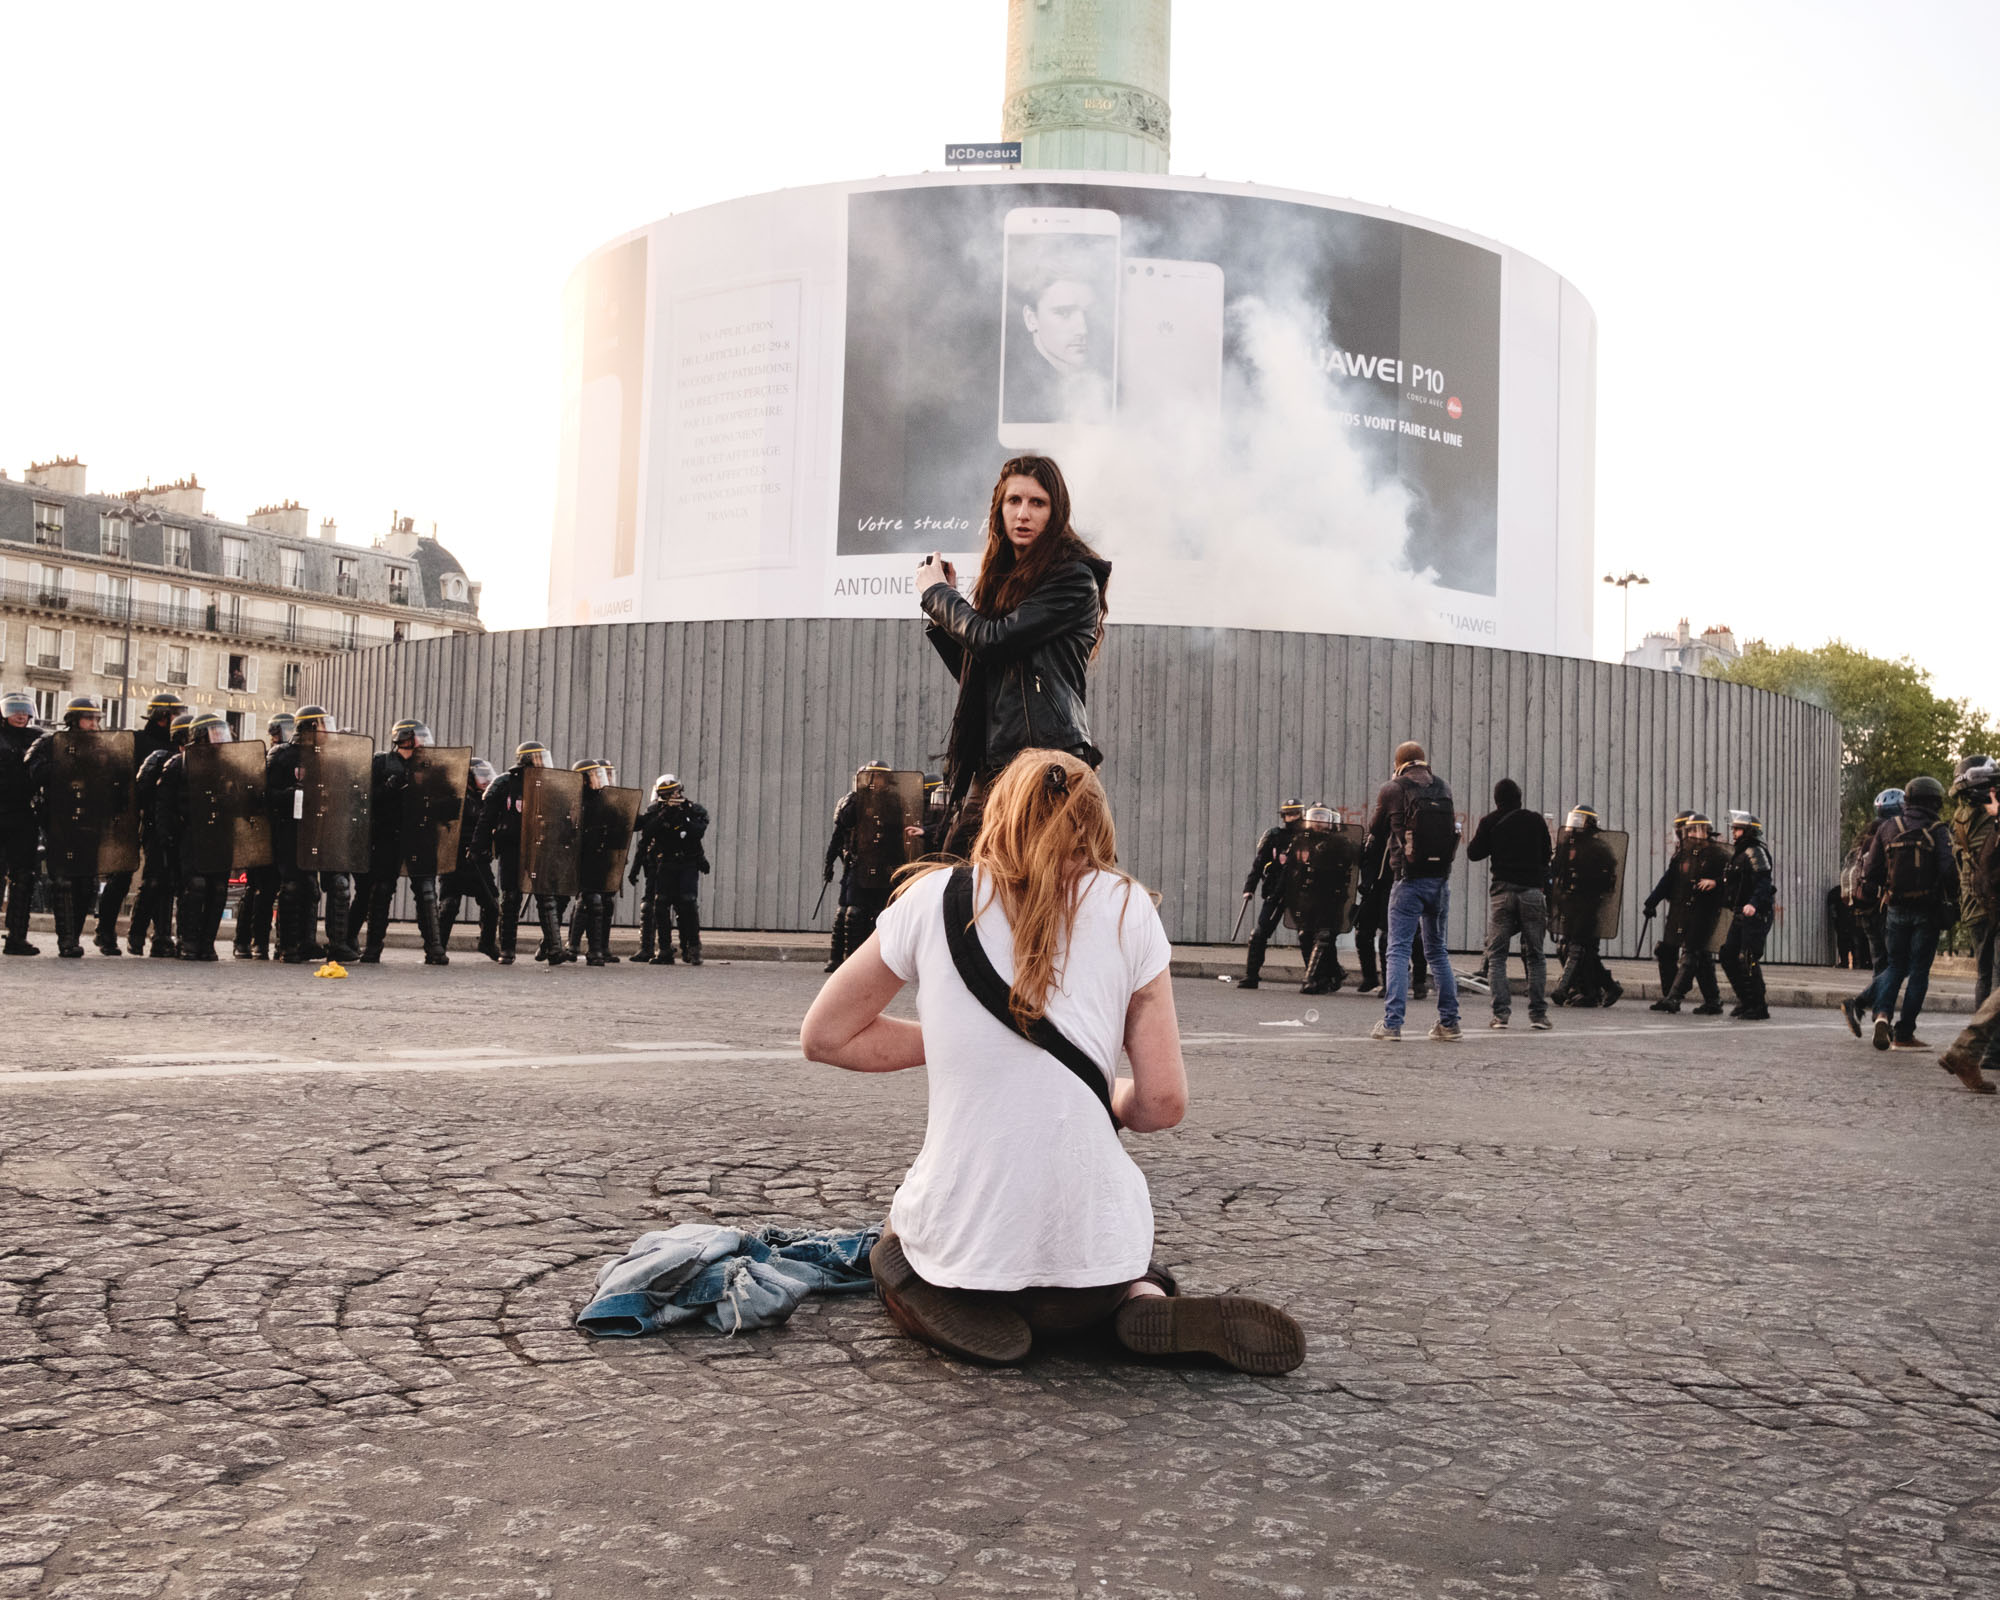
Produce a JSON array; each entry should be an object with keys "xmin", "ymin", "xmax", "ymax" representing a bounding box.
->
[
  {"xmin": 972, "ymin": 456, "xmax": 1108, "ymax": 657},
  {"xmin": 894, "ymin": 747, "xmax": 1150, "ymax": 1029}
]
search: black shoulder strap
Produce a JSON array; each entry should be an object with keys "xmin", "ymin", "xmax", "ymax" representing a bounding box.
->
[{"xmin": 942, "ymin": 867, "xmax": 1120, "ymax": 1129}]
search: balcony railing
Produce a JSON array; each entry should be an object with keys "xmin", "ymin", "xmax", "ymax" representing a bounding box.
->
[{"xmin": 0, "ymin": 576, "xmax": 363, "ymax": 653}]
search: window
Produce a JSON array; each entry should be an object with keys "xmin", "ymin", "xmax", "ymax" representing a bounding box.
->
[
  {"xmin": 282, "ymin": 661, "xmax": 302, "ymax": 698},
  {"xmin": 440, "ymin": 573, "xmax": 467, "ymax": 603},
  {"xmin": 100, "ymin": 515, "xmax": 130, "ymax": 558},
  {"xmin": 32, "ymin": 502, "xmax": 63, "ymax": 546},
  {"xmin": 101, "ymin": 633, "xmax": 128, "ymax": 675},
  {"xmin": 33, "ymin": 565, "xmax": 66, "ymax": 608},
  {"xmin": 281, "ymin": 548, "xmax": 305, "ymax": 589},
  {"xmin": 335, "ymin": 557, "xmax": 358, "ymax": 599},
  {"xmin": 166, "ymin": 586, "xmax": 197, "ymax": 629},
  {"xmin": 32, "ymin": 689, "xmax": 59, "ymax": 723},
  {"xmin": 225, "ymin": 711, "xmax": 248, "ymax": 742},
  {"xmin": 164, "ymin": 645, "xmax": 191, "ymax": 685},
  {"xmin": 387, "ymin": 566, "xmax": 410, "ymax": 606},
  {"xmin": 218, "ymin": 592, "xmax": 244, "ymax": 633},
  {"xmin": 226, "ymin": 653, "xmax": 250, "ymax": 692},
  {"xmin": 163, "ymin": 526, "xmax": 191, "ymax": 569},
  {"xmin": 339, "ymin": 613, "xmax": 360, "ymax": 649},
  {"xmin": 221, "ymin": 536, "xmax": 249, "ymax": 580},
  {"xmin": 101, "ymin": 696, "xmax": 128, "ymax": 732},
  {"xmin": 29, "ymin": 626, "xmax": 68, "ymax": 670},
  {"xmin": 392, "ymin": 620, "xmax": 408, "ymax": 644},
  {"xmin": 95, "ymin": 573, "xmax": 130, "ymax": 616}
]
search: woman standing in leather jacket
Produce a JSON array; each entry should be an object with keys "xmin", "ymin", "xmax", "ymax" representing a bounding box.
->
[{"xmin": 916, "ymin": 455, "xmax": 1111, "ymax": 854}]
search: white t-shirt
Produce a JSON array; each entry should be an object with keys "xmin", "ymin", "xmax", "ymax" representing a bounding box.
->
[{"xmin": 873, "ymin": 865, "xmax": 1172, "ymax": 1291}]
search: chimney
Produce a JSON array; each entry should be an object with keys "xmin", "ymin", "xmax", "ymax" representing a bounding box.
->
[
  {"xmin": 132, "ymin": 474, "xmax": 205, "ymax": 516},
  {"xmin": 25, "ymin": 457, "xmax": 86, "ymax": 495},
  {"xmin": 317, "ymin": 517, "xmax": 340, "ymax": 543},
  {"xmin": 246, "ymin": 500, "xmax": 310, "ymax": 538},
  {"xmin": 381, "ymin": 512, "xmax": 421, "ymax": 558}
]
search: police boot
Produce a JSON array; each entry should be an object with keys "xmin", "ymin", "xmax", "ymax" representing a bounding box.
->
[
  {"xmin": 48, "ymin": 878, "xmax": 84, "ymax": 958},
  {"xmin": 359, "ymin": 877, "xmax": 394, "ymax": 963},
  {"xmin": 536, "ymin": 895, "xmax": 571, "ymax": 964},
  {"xmin": 175, "ymin": 881, "xmax": 207, "ymax": 960},
  {"xmin": 677, "ymin": 901, "xmax": 702, "ymax": 966},
  {"xmin": 414, "ymin": 877, "xmax": 448, "ymax": 966},
  {"xmin": 1355, "ymin": 935, "xmax": 1379, "ymax": 995},
  {"xmin": 149, "ymin": 887, "xmax": 179, "ymax": 958},
  {"xmin": 1239, "ymin": 930, "xmax": 1267, "ymax": 990},
  {"xmin": 278, "ymin": 886, "xmax": 311, "ymax": 964},
  {"xmin": 437, "ymin": 891, "xmax": 461, "ymax": 951},
  {"xmin": 477, "ymin": 901, "xmax": 501, "ymax": 962},
  {"xmin": 596, "ymin": 902, "xmax": 618, "ymax": 964},
  {"xmin": 93, "ymin": 882, "xmax": 125, "ymax": 955},
  {"xmin": 566, "ymin": 896, "xmax": 586, "ymax": 962},
  {"xmin": 323, "ymin": 877, "xmax": 360, "ymax": 962},
  {"xmin": 584, "ymin": 899, "xmax": 608, "ymax": 967},
  {"xmin": 823, "ymin": 908, "xmax": 847, "ymax": 973},
  {"xmin": 637, "ymin": 899, "xmax": 656, "ymax": 963},
  {"xmin": 1655, "ymin": 942, "xmax": 1677, "ymax": 992},
  {"xmin": 3, "ymin": 876, "xmax": 37, "ymax": 955},
  {"xmin": 498, "ymin": 891, "xmax": 522, "ymax": 964}
]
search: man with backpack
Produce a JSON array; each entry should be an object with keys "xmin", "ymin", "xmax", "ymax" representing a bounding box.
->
[
  {"xmin": 1365, "ymin": 741, "xmax": 1461, "ymax": 1042},
  {"xmin": 1860, "ymin": 775, "xmax": 1956, "ymax": 1051}
]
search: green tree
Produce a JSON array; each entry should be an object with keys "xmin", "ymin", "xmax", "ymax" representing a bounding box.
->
[{"xmin": 1707, "ymin": 640, "xmax": 1995, "ymax": 847}]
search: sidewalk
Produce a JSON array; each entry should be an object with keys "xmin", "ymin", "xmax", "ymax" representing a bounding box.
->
[{"xmin": 49, "ymin": 913, "xmax": 1972, "ymax": 1014}]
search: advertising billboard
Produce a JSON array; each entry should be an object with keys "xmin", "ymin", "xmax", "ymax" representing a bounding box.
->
[{"xmin": 549, "ymin": 172, "xmax": 1595, "ymax": 654}]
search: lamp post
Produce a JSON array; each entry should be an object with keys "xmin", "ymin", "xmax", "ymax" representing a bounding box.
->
[
  {"xmin": 121, "ymin": 506, "xmax": 161, "ymax": 724},
  {"xmin": 1602, "ymin": 571, "xmax": 1650, "ymax": 659}
]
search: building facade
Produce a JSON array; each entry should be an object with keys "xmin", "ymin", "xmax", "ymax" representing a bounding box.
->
[
  {"xmin": 1624, "ymin": 619, "xmax": 1741, "ymax": 676},
  {"xmin": 0, "ymin": 459, "xmax": 482, "ymax": 735}
]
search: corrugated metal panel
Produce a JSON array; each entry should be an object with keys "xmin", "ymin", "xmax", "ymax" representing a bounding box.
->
[{"xmin": 307, "ymin": 623, "xmax": 1843, "ymax": 960}]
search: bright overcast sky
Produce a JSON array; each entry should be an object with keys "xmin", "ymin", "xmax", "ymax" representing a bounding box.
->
[{"xmin": 4, "ymin": 2, "xmax": 1994, "ymax": 707}]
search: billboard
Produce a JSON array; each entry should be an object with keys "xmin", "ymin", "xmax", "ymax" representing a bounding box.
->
[{"xmin": 549, "ymin": 172, "xmax": 1595, "ymax": 654}]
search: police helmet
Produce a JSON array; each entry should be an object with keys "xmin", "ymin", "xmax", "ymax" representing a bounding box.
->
[
  {"xmin": 1728, "ymin": 808, "xmax": 1763, "ymax": 836},
  {"xmin": 294, "ymin": 704, "xmax": 335, "ymax": 738},
  {"xmin": 398, "ymin": 719, "xmax": 435, "ymax": 749},
  {"xmin": 267, "ymin": 712, "xmax": 296, "ymax": 744},
  {"xmin": 1684, "ymin": 812, "xmax": 1714, "ymax": 838},
  {"xmin": 468, "ymin": 757, "xmax": 498, "ymax": 788},
  {"xmin": 514, "ymin": 740, "xmax": 549, "ymax": 769},
  {"xmin": 169, "ymin": 710, "xmax": 196, "ymax": 747},
  {"xmin": 922, "ymin": 772, "xmax": 942, "ymax": 793},
  {"xmin": 145, "ymin": 691, "xmax": 187, "ymax": 721},
  {"xmin": 61, "ymin": 694, "xmax": 103, "ymax": 729},
  {"xmin": 188, "ymin": 710, "xmax": 232, "ymax": 745},
  {"xmin": 1302, "ymin": 804, "xmax": 1335, "ymax": 832},
  {"xmin": 573, "ymin": 757, "xmax": 614, "ymax": 790},
  {"xmin": 1, "ymin": 690, "xmax": 32, "ymax": 721},
  {"xmin": 856, "ymin": 759, "xmax": 889, "ymax": 787},
  {"xmin": 1671, "ymin": 808, "xmax": 1695, "ymax": 839},
  {"xmin": 655, "ymin": 772, "xmax": 684, "ymax": 802},
  {"xmin": 1874, "ymin": 787, "xmax": 1905, "ymax": 818},
  {"xmin": 1279, "ymin": 798, "xmax": 1306, "ymax": 821},
  {"xmin": 1565, "ymin": 804, "xmax": 1599, "ymax": 832},
  {"xmin": 1957, "ymin": 758, "xmax": 2000, "ymax": 800},
  {"xmin": 1904, "ymin": 776, "xmax": 1944, "ymax": 807}
]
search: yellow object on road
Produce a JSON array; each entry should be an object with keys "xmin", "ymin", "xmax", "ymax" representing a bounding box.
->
[{"xmin": 314, "ymin": 961, "xmax": 348, "ymax": 979}]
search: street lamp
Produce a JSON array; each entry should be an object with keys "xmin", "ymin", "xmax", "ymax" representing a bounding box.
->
[
  {"xmin": 120, "ymin": 505, "xmax": 162, "ymax": 723},
  {"xmin": 1602, "ymin": 571, "xmax": 1650, "ymax": 659}
]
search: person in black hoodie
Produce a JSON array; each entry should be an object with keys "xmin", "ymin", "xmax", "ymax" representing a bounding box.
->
[
  {"xmin": 917, "ymin": 455, "xmax": 1109, "ymax": 856},
  {"xmin": 1860, "ymin": 778, "xmax": 1954, "ymax": 1049},
  {"xmin": 1466, "ymin": 778, "xmax": 1552, "ymax": 1030}
]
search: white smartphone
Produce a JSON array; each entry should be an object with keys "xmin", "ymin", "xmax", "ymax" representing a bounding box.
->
[
  {"xmin": 1117, "ymin": 258, "xmax": 1224, "ymax": 427},
  {"xmin": 998, "ymin": 206, "xmax": 1121, "ymax": 449}
]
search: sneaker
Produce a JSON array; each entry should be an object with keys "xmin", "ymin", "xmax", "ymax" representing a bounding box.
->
[
  {"xmin": 1890, "ymin": 1035, "xmax": 1929, "ymax": 1052},
  {"xmin": 1872, "ymin": 1017, "xmax": 1892, "ymax": 1052},
  {"xmin": 870, "ymin": 1232, "xmax": 1030, "ymax": 1364},
  {"xmin": 1369, "ymin": 1021, "xmax": 1401, "ymax": 1042},
  {"xmin": 1428, "ymin": 1022, "xmax": 1462, "ymax": 1042},
  {"xmin": 1938, "ymin": 1050, "xmax": 1997, "ymax": 1094},
  {"xmin": 1529, "ymin": 1016, "xmax": 1553, "ymax": 1031},
  {"xmin": 1839, "ymin": 998, "xmax": 1864, "ymax": 1038},
  {"xmin": 1488, "ymin": 1016, "xmax": 1509, "ymax": 1030},
  {"xmin": 1113, "ymin": 1293, "xmax": 1306, "ymax": 1376}
]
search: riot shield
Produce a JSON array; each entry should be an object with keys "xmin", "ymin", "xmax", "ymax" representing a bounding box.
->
[
  {"xmin": 1706, "ymin": 907, "xmax": 1734, "ymax": 954},
  {"xmin": 578, "ymin": 785, "xmax": 644, "ymax": 895},
  {"xmin": 182, "ymin": 741, "xmax": 272, "ymax": 876},
  {"xmin": 1553, "ymin": 827, "xmax": 1628, "ymax": 941},
  {"xmin": 299, "ymin": 731, "xmax": 373, "ymax": 874},
  {"xmin": 1282, "ymin": 826, "xmax": 1363, "ymax": 934},
  {"xmin": 400, "ymin": 746, "xmax": 472, "ymax": 876},
  {"xmin": 47, "ymin": 730, "xmax": 139, "ymax": 875},
  {"xmin": 521, "ymin": 765, "xmax": 584, "ymax": 897},
  {"xmin": 848, "ymin": 770, "xmax": 925, "ymax": 892}
]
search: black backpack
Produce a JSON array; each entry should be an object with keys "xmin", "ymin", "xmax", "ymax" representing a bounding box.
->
[
  {"xmin": 1401, "ymin": 774, "xmax": 1459, "ymax": 873},
  {"xmin": 1883, "ymin": 818, "xmax": 1942, "ymax": 905}
]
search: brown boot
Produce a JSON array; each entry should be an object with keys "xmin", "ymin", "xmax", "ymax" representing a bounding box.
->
[
  {"xmin": 1938, "ymin": 1047, "xmax": 1997, "ymax": 1094},
  {"xmin": 868, "ymin": 1229, "xmax": 1030, "ymax": 1364}
]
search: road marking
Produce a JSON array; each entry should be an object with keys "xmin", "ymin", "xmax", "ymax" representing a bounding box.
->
[
  {"xmin": 0, "ymin": 1047, "xmax": 801, "ymax": 1087},
  {"xmin": 112, "ymin": 1051, "xmax": 300, "ymax": 1064}
]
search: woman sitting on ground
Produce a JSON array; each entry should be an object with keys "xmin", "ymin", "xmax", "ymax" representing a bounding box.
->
[{"xmin": 800, "ymin": 748, "xmax": 1306, "ymax": 1373}]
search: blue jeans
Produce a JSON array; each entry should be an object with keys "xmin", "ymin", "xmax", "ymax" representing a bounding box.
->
[
  {"xmin": 1874, "ymin": 907, "xmax": 1941, "ymax": 1038},
  {"xmin": 1385, "ymin": 876, "xmax": 1459, "ymax": 1030}
]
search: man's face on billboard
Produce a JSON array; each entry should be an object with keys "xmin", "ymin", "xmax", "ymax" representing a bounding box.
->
[{"xmin": 1024, "ymin": 278, "xmax": 1096, "ymax": 372}]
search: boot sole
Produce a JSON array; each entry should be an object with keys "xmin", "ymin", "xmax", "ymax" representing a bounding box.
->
[
  {"xmin": 1114, "ymin": 1295, "xmax": 1306, "ymax": 1376},
  {"xmin": 869, "ymin": 1235, "xmax": 1030, "ymax": 1364}
]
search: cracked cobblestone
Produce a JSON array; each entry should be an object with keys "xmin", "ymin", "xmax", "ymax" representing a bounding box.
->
[{"xmin": 0, "ymin": 954, "xmax": 1996, "ymax": 1596}]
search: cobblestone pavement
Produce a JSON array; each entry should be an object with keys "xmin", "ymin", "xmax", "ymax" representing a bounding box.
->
[{"xmin": 1, "ymin": 952, "xmax": 1996, "ymax": 1598}]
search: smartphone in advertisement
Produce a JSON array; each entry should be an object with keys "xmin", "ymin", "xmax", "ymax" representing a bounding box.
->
[
  {"xmin": 1118, "ymin": 258, "xmax": 1224, "ymax": 428},
  {"xmin": 998, "ymin": 206, "xmax": 1120, "ymax": 449}
]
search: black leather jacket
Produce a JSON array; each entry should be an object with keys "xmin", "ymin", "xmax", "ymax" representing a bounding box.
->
[{"xmin": 921, "ymin": 555, "xmax": 1109, "ymax": 781}]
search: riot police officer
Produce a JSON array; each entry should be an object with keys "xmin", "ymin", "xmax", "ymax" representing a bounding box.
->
[
  {"xmin": 1236, "ymin": 800, "xmax": 1305, "ymax": 991},
  {"xmin": 155, "ymin": 710, "xmax": 238, "ymax": 961},
  {"xmin": 822, "ymin": 761, "xmax": 895, "ymax": 973},
  {"xmin": 1640, "ymin": 810, "xmax": 1697, "ymax": 991},
  {"xmin": 1549, "ymin": 804, "xmax": 1623, "ymax": 1008},
  {"xmin": 920, "ymin": 773, "xmax": 947, "ymax": 856},
  {"xmin": 268, "ymin": 705, "xmax": 362, "ymax": 965},
  {"xmin": 1649, "ymin": 814, "xmax": 1731, "ymax": 1015},
  {"xmin": 357, "ymin": 719, "xmax": 417, "ymax": 962},
  {"xmin": 127, "ymin": 710, "xmax": 193, "ymax": 957},
  {"xmin": 568, "ymin": 758, "xmax": 627, "ymax": 968},
  {"xmin": 633, "ymin": 772, "xmax": 709, "ymax": 966},
  {"xmin": 86, "ymin": 691, "xmax": 182, "ymax": 954},
  {"xmin": 439, "ymin": 757, "xmax": 502, "ymax": 960},
  {"xmin": 25, "ymin": 695, "xmax": 115, "ymax": 959},
  {"xmin": 1293, "ymin": 805, "xmax": 1362, "ymax": 996},
  {"xmin": 1719, "ymin": 809, "xmax": 1776, "ymax": 1021},
  {"xmin": 230, "ymin": 710, "xmax": 293, "ymax": 959},
  {"xmin": 474, "ymin": 739, "xmax": 571, "ymax": 966},
  {"xmin": 0, "ymin": 689, "xmax": 38, "ymax": 956}
]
